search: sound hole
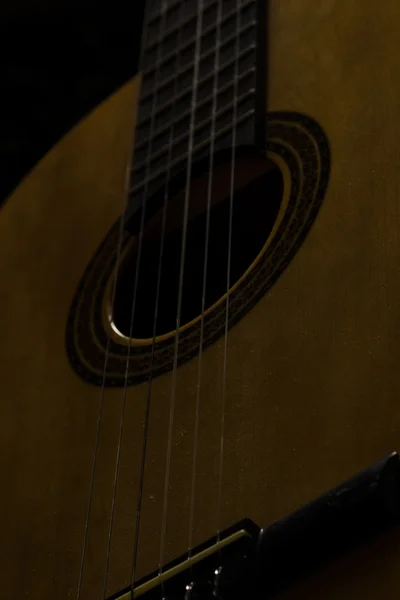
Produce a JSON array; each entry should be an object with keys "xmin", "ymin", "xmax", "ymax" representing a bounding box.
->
[{"xmin": 113, "ymin": 163, "xmax": 283, "ymax": 339}]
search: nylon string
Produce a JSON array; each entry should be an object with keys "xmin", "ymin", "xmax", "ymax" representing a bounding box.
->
[
  {"xmin": 76, "ymin": 209, "xmax": 128, "ymax": 600},
  {"xmin": 75, "ymin": 3, "xmax": 152, "ymax": 593},
  {"xmin": 77, "ymin": 1, "xmax": 242, "ymax": 598},
  {"xmin": 158, "ymin": 1, "xmax": 205, "ymax": 594},
  {"xmin": 100, "ymin": 0, "xmax": 171, "ymax": 598},
  {"xmin": 74, "ymin": 1, "xmax": 155, "ymax": 594},
  {"xmin": 187, "ymin": 0, "xmax": 223, "ymax": 563},
  {"xmin": 129, "ymin": 0, "xmax": 189, "ymax": 594},
  {"xmin": 217, "ymin": 0, "xmax": 241, "ymax": 546}
]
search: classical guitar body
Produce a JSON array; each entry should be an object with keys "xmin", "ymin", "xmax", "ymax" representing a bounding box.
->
[{"xmin": 2, "ymin": 1, "xmax": 400, "ymax": 598}]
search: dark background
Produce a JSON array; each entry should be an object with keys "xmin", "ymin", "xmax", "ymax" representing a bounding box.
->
[{"xmin": 1, "ymin": 0, "xmax": 146, "ymax": 205}]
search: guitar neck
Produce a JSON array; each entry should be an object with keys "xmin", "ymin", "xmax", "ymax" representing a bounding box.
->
[{"xmin": 125, "ymin": 0, "xmax": 266, "ymax": 231}]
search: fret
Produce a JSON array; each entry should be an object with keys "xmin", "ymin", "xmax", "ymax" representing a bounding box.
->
[
  {"xmin": 146, "ymin": 0, "xmax": 249, "ymax": 28},
  {"xmin": 137, "ymin": 45, "xmax": 255, "ymax": 136},
  {"xmin": 142, "ymin": 0, "xmax": 255, "ymax": 77},
  {"xmin": 146, "ymin": 12, "xmax": 195, "ymax": 52},
  {"xmin": 130, "ymin": 109, "xmax": 255, "ymax": 195},
  {"xmin": 133, "ymin": 90, "xmax": 255, "ymax": 179},
  {"xmin": 126, "ymin": 109, "xmax": 257, "ymax": 233},
  {"xmin": 146, "ymin": 0, "xmax": 215, "ymax": 28},
  {"xmin": 145, "ymin": 0, "xmax": 253, "ymax": 54},
  {"xmin": 134, "ymin": 69, "xmax": 256, "ymax": 165},
  {"xmin": 136, "ymin": 42, "xmax": 255, "ymax": 151},
  {"xmin": 140, "ymin": 22, "xmax": 256, "ymax": 104},
  {"xmin": 124, "ymin": 0, "xmax": 266, "ymax": 232}
]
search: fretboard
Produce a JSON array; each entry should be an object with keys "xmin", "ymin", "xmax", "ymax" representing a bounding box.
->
[{"xmin": 125, "ymin": 0, "xmax": 266, "ymax": 231}]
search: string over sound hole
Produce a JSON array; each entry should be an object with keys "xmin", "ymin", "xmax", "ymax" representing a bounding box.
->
[
  {"xmin": 66, "ymin": 111, "xmax": 330, "ymax": 387},
  {"xmin": 113, "ymin": 160, "xmax": 283, "ymax": 340}
]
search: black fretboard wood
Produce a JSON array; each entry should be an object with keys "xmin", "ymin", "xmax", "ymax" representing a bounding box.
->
[{"xmin": 125, "ymin": 0, "xmax": 266, "ymax": 232}]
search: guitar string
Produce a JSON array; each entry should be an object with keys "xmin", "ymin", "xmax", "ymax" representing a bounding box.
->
[
  {"xmin": 100, "ymin": 0, "xmax": 170, "ymax": 598},
  {"xmin": 76, "ymin": 212, "xmax": 127, "ymax": 600},
  {"xmin": 158, "ymin": 1, "xmax": 205, "ymax": 594},
  {"xmin": 76, "ymin": 2, "xmax": 242, "ymax": 599},
  {"xmin": 187, "ymin": 0, "xmax": 223, "ymax": 563},
  {"xmin": 216, "ymin": 0, "xmax": 241, "ymax": 547},
  {"xmin": 75, "ymin": 2, "xmax": 155, "ymax": 595},
  {"xmin": 130, "ymin": 0, "xmax": 189, "ymax": 594}
]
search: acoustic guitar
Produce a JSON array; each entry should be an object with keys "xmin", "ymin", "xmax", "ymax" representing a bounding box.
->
[{"xmin": 2, "ymin": 1, "xmax": 400, "ymax": 598}]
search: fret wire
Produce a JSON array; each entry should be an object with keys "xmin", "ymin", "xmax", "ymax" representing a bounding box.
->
[
  {"xmin": 141, "ymin": 18, "xmax": 256, "ymax": 98},
  {"xmin": 136, "ymin": 67, "xmax": 255, "ymax": 153},
  {"xmin": 128, "ymin": 0, "xmax": 260, "ymax": 225},
  {"xmin": 147, "ymin": 0, "xmax": 216, "ymax": 26},
  {"xmin": 145, "ymin": 0, "xmax": 254, "ymax": 53},
  {"xmin": 138, "ymin": 44, "xmax": 255, "ymax": 130},
  {"xmin": 133, "ymin": 89, "xmax": 255, "ymax": 173},
  {"xmin": 147, "ymin": 0, "xmax": 186, "ymax": 25},
  {"xmin": 130, "ymin": 109, "xmax": 255, "ymax": 194}
]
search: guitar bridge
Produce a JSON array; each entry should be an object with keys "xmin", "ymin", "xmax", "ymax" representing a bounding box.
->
[
  {"xmin": 115, "ymin": 519, "xmax": 259, "ymax": 599},
  {"xmin": 112, "ymin": 453, "xmax": 400, "ymax": 599}
]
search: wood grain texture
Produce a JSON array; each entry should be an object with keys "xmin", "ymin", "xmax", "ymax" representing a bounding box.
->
[{"xmin": 2, "ymin": 1, "xmax": 400, "ymax": 598}]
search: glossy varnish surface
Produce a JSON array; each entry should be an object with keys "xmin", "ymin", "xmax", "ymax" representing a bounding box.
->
[{"xmin": 2, "ymin": 1, "xmax": 400, "ymax": 598}]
